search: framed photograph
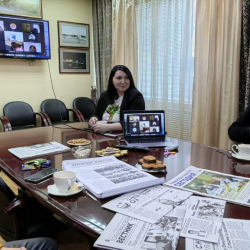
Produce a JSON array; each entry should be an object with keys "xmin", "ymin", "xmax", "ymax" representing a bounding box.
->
[
  {"xmin": 59, "ymin": 48, "xmax": 90, "ymax": 74},
  {"xmin": 0, "ymin": 0, "xmax": 42, "ymax": 18},
  {"xmin": 58, "ymin": 21, "xmax": 89, "ymax": 48}
]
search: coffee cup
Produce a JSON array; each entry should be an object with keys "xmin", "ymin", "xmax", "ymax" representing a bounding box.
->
[
  {"xmin": 53, "ymin": 171, "xmax": 76, "ymax": 193},
  {"xmin": 231, "ymin": 144, "xmax": 250, "ymax": 159}
]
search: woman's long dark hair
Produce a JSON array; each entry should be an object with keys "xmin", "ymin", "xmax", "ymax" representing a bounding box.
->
[{"xmin": 107, "ymin": 65, "xmax": 136, "ymax": 104}]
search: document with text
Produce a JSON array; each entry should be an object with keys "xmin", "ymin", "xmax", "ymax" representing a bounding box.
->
[
  {"xmin": 94, "ymin": 205, "xmax": 186, "ymax": 250},
  {"xmin": 180, "ymin": 196, "xmax": 226, "ymax": 243},
  {"xmin": 62, "ymin": 156, "xmax": 164, "ymax": 198},
  {"xmin": 186, "ymin": 218, "xmax": 250, "ymax": 250},
  {"xmin": 102, "ymin": 185, "xmax": 192, "ymax": 224},
  {"xmin": 8, "ymin": 142, "xmax": 70, "ymax": 160}
]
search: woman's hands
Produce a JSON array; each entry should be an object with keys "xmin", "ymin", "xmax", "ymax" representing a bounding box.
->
[
  {"xmin": 89, "ymin": 117, "xmax": 99, "ymax": 127},
  {"xmin": 89, "ymin": 118, "xmax": 109, "ymax": 133},
  {"xmin": 89, "ymin": 118, "xmax": 123, "ymax": 133},
  {"xmin": 91, "ymin": 121, "xmax": 109, "ymax": 133}
]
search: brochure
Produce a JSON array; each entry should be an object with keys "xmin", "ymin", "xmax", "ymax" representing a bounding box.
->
[
  {"xmin": 94, "ymin": 205, "xmax": 186, "ymax": 250},
  {"xmin": 165, "ymin": 165, "xmax": 250, "ymax": 207},
  {"xmin": 8, "ymin": 142, "xmax": 70, "ymax": 160},
  {"xmin": 180, "ymin": 196, "xmax": 226, "ymax": 243},
  {"xmin": 186, "ymin": 218, "xmax": 250, "ymax": 250},
  {"xmin": 62, "ymin": 156, "xmax": 164, "ymax": 199},
  {"xmin": 102, "ymin": 185, "xmax": 192, "ymax": 224}
]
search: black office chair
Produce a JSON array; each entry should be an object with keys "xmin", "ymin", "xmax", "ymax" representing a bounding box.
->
[
  {"xmin": 0, "ymin": 176, "xmax": 67, "ymax": 240},
  {"xmin": 73, "ymin": 97, "xmax": 96, "ymax": 122},
  {"xmin": 40, "ymin": 99, "xmax": 84, "ymax": 124},
  {"xmin": 0, "ymin": 101, "xmax": 49, "ymax": 132}
]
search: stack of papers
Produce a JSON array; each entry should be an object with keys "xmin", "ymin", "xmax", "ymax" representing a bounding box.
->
[
  {"xmin": 94, "ymin": 186, "xmax": 192, "ymax": 250},
  {"xmin": 62, "ymin": 156, "xmax": 165, "ymax": 199}
]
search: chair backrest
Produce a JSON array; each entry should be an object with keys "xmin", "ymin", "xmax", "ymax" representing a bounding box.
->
[
  {"xmin": 41, "ymin": 99, "xmax": 69, "ymax": 123},
  {"xmin": 0, "ymin": 176, "xmax": 15, "ymax": 237},
  {"xmin": 0, "ymin": 176, "xmax": 68, "ymax": 239},
  {"xmin": 3, "ymin": 101, "xmax": 35, "ymax": 127},
  {"xmin": 73, "ymin": 97, "xmax": 96, "ymax": 121}
]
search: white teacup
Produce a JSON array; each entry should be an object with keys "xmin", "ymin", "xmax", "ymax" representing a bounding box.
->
[
  {"xmin": 53, "ymin": 171, "xmax": 76, "ymax": 193},
  {"xmin": 231, "ymin": 144, "xmax": 250, "ymax": 159}
]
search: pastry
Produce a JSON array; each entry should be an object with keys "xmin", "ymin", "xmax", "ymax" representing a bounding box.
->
[
  {"xmin": 155, "ymin": 163, "xmax": 166, "ymax": 171},
  {"xmin": 138, "ymin": 158, "xmax": 144, "ymax": 165},
  {"xmin": 95, "ymin": 147, "xmax": 128, "ymax": 157},
  {"xmin": 142, "ymin": 163, "xmax": 154, "ymax": 170},
  {"xmin": 143, "ymin": 155, "xmax": 156, "ymax": 164}
]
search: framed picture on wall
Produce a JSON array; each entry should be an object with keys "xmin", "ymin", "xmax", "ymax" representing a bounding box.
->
[
  {"xmin": 59, "ymin": 48, "xmax": 90, "ymax": 74},
  {"xmin": 0, "ymin": 0, "xmax": 42, "ymax": 18},
  {"xmin": 58, "ymin": 21, "xmax": 89, "ymax": 48}
]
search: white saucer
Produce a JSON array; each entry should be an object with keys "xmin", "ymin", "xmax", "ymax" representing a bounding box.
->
[
  {"xmin": 231, "ymin": 152, "xmax": 250, "ymax": 161},
  {"xmin": 47, "ymin": 183, "xmax": 84, "ymax": 196}
]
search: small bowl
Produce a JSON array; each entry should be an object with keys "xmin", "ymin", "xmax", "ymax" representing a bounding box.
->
[{"xmin": 71, "ymin": 145, "xmax": 91, "ymax": 159}]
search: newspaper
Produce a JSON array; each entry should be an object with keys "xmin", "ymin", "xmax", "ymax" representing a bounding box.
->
[
  {"xmin": 62, "ymin": 156, "xmax": 164, "ymax": 198},
  {"xmin": 8, "ymin": 142, "xmax": 70, "ymax": 160},
  {"xmin": 102, "ymin": 185, "xmax": 192, "ymax": 224},
  {"xmin": 94, "ymin": 205, "xmax": 187, "ymax": 250},
  {"xmin": 165, "ymin": 166, "xmax": 250, "ymax": 207},
  {"xmin": 186, "ymin": 218, "xmax": 250, "ymax": 250},
  {"xmin": 180, "ymin": 196, "xmax": 226, "ymax": 243}
]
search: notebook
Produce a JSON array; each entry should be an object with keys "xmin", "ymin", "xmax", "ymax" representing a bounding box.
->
[{"xmin": 123, "ymin": 110, "xmax": 178, "ymax": 148}]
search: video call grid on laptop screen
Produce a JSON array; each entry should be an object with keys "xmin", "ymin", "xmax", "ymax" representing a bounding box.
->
[{"xmin": 124, "ymin": 111, "xmax": 165, "ymax": 138}]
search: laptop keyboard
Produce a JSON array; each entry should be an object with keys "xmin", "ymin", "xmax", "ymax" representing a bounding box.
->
[{"xmin": 128, "ymin": 139, "xmax": 166, "ymax": 143}]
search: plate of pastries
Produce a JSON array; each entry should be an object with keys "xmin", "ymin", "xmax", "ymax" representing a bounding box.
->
[
  {"xmin": 136, "ymin": 155, "xmax": 166, "ymax": 172},
  {"xmin": 67, "ymin": 138, "xmax": 91, "ymax": 146},
  {"xmin": 95, "ymin": 147, "xmax": 128, "ymax": 157}
]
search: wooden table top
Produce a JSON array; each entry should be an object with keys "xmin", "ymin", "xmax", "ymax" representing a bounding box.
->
[{"xmin": 0, "ymin": 122, "xmax": 250, "ymax": 248}]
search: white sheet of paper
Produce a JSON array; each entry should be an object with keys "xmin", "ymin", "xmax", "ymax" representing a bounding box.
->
[
  {"xmin": 102, "ymin": 185, "xmax": 192, "ymax": 224},
  {"xmin": 180, "ymin": 196, "xmax": 226, "ymax": 243}
]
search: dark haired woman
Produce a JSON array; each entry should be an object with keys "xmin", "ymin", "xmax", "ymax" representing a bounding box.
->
[
  {"xmin": 89, "ymin": 65, "xmax": 145, "ymax": 133},
  {"xmin": 29, "ymin": 45, "xmax": 36, "ymax": 52}
]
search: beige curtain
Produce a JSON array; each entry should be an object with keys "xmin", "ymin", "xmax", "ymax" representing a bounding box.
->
[
  {"xmin": 92, "ymin": 0, "xmax": 112, "ymax": 96},
  {"xmin": 191, "ymin": 0, "xmax": 242, "ymax": 150},
  {"xmin": 112, "ymin": 0, "xmax": 137, "ymax": 80}
]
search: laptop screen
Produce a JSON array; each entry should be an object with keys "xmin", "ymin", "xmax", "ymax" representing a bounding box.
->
[{"xmin": 123, "ymin": 110, "xmax": 166, "ymax": 139}]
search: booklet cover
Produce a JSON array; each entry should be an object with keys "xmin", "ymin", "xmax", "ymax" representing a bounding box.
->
[
  {"xmin": 165, "ymin": 165, "xmax": 250, "ymax": 207},
  {"xmin": 8, "ymin": 142, "xmax": 70, "ymax": 160},
  {"xmin": 62, "ymin": 156, "xmax": 165, "ymax": 199}
]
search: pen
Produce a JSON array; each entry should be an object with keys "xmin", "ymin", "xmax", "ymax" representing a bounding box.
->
[{"xmin": 85, "ymin": 190, "xmax": 97, "ymax": 201}]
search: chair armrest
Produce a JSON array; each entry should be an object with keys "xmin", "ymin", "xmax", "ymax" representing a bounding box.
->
[
  {"xmin": 38, "ymin": 112, "xmax": 52, "ymax": 126},
  {"xmin": 34, "ymin": 112, "xmax": 51, "ymax": 126},
  {"xmin": 68, "ymin": 109, "xmax": 85, "ymax": 122},
  {"xmin": 4, "ymin": 195, "xmax": 28, "ymax": 215},
  {"xmin": 0, "ymin": 116, "xmax": 12, "ymax": 132}
]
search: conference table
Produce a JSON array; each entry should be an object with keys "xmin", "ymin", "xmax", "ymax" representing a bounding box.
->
[{"xmin": 0, "ymin": 122, "xmax": 250, "ymax": 249}]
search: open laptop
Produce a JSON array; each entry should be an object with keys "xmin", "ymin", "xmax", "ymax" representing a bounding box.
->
[{"xmin": 123, "ymin": 110, "xmax": 178, "ymax": 149}]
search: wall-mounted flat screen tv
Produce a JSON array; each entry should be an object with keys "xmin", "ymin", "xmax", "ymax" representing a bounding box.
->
[{"xmin": 0, "ymin": 15, "xmax": 50, "ymax": 59}]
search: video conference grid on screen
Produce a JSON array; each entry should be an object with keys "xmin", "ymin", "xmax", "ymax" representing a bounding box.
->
[
  {"xmin": 0, "ymin": 16, "xmax": 50, "ymax": 59},
  {"xmin": 124, "ymin": 113, "xmax": 165, "ymax": 137}
]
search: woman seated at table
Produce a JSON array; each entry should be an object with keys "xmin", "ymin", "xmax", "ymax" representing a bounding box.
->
[
  {"xmin": 89, "ymin": 65, "xmax": 145, "ymax": 133},
  {"xmin": 228, "ymin": 104, "xmax": 250, "ymax": 143}
]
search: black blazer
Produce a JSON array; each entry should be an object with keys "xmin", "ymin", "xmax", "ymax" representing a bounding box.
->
[
  {"xmin": 91, "ymin": 88, "xmax": 145, "ymax": 126},
  {"xmin": 228, "ymin": 104, "xmax": 250, "ymax": 143}
]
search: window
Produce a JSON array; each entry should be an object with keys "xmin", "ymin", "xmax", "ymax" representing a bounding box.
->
[{"xmin": 136, "ymin": 0, "xmax": 196, "ymax": 140}]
